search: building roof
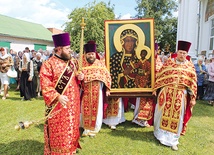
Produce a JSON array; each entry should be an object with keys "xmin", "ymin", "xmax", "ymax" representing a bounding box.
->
[
  {"xmin": 47, "ymin": 28, "xmax": 64, "ymax": 35},
  {"xmin": 0, "ymin": 14, "xmax": 53, "ymax": 41}
]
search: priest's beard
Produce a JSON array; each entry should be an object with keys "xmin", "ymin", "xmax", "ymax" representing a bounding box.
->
[
  {"xmin": 86, "ymin": 57, "xmax": 96, "ymax": 64},
  {"xmin": 61, "ymin": 51, "xmax": 71, "ymax": 60}
]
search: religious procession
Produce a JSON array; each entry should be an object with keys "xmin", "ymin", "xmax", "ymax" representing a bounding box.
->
[{"xmin": 1, "ymin": 1, "xmax": 214, "ymax": 155}]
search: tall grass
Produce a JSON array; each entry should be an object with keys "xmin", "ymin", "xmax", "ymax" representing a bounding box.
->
[{"xmin": 0, "ymin": 84, "xmax": 213, "ymax": 155}]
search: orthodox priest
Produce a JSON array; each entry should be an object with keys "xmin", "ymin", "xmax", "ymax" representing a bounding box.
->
[
  {"xmin": 152, "ymin": 40, "xmax": 197, "ymax": 151},
  {"xmin": 80, "ymin": 40, "xmax": 111, "ymax": 137},
  {"xmin": 40, "ymin": 32, "xmax": 84, "ymax": 154}
]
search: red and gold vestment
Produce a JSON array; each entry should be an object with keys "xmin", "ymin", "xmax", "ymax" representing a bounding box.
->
[
  {"xmin": 154, "ymin": 58, "xmax": 197, "ymax": 134},
  {"xmin": 81, "ymin": 56, "xmax": 111, "ymax": 130},
  {"xmin": 40, "ymin": 56, "xmax": 81, "ymax": 155}
]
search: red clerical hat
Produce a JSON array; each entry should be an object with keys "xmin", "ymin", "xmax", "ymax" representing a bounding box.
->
[
  {"xmin": 52, "ymin": 32, "xmax": 70, "ymax": 48},
  {"xmin": 84, "ymin": 40, "xmax": 97, "ymax": 53},
  {"xmin": 177, "ymin": 40, "xmax": 191, "ymax": 52},
  {"xmin": 84, "ymin": 40, "xmax": 100, "ymax": 59}
]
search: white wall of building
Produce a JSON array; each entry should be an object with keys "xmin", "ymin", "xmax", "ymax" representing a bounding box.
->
[
  {"xmin": 0, "ymin": 35, "xmax": 54, "ymax": 52},
  {"xmin": 177, "ymin": 0, "xmax": 199, "ymax": 57},
  {"xmin": 199, "ymin": 0, "xmax": 210, "ymax": 55},
  {"xmin": 178, "ymin": 0, "xmax": 214, "ymax": 58}
]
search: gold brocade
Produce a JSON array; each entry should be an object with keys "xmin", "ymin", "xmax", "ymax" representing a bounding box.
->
[
  {"xmin": 82, "ymin": 58, "xmax": 111, "ymax": 90},
  {"xmin": 105, "ymin": 98, "xmax": 120, "ymax": 117},
  {"xmin": 40, "ymin": 56, "xmax": 81, "ymax": 154},
  {"xmin": 137, "ymin": 98, "xmax": 153, "ymax": 120},
  {"xmin": 154, "ymin": 59, "xmax": 197, "ymax": 134},
  {"xmin": 155, "ymin": 59, "xmax": 197, "ymax": 97},
  {"xmin": 81, "ymin": 81, "xmax": 100, "ymax": 130},
  {"xmin": 81, "ymin": 55, "xmax": 111, "ymax": 130},
  {"xmin": 158, "ymin": 86, "xmax": 186, "ymax": 133}
]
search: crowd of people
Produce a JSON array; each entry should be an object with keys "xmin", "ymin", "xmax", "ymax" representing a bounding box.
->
[
  {"xmin": 1, "ymin": 31, "xmax": 214, "ymax": 154},
  {"xmin": 193, "ymin": 54, "xmax": 214, "ymax": 106},
  {"xmin": 0, "ymin": 47, "xmax": 50, "ymax": 100}
]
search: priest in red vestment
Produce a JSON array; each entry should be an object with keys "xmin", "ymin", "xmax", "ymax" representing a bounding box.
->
[
  {"xmin": 153, "ymin": 40, "xmax": 197, "ymax": 151},
  {"xmin": 80, "ymin": 40, "xmax": 111, "ymax": 137},
  {"xmin": 40, "ymin": 32, "xmax": 83, "ymax": 155}
]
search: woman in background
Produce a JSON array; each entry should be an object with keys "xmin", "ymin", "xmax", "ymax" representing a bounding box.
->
[
  {"xmin": 194, "ymin": 57, "xmax": 207, "ymax": 100},
  {"xmin": 0, "ymin": 47, "xmax": 13, "ymax": 100},
  {"xmin": 19, "ymin": 52, "xmax": 36, "ymax": 100},
  {"xmin": 203, "ymin": 54, "xmax": 214, "ymax": 106}
]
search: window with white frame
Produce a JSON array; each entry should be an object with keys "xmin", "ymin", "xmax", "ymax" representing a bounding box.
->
[{"xmin": 209, "ymin": 18, "xmax": 214, "ymax": 50}]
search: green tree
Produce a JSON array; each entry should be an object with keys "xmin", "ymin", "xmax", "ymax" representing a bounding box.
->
[
  {"xmin": 159, "ymin": 17, "xmax": 177, "ymax": 53},
  {"xmin": 135, "ymin": 0, "xmax": 177, "ymax": 51},
  {"xmin": 64, "ymin": 1, "xmax": 115, "ymax": 53}
]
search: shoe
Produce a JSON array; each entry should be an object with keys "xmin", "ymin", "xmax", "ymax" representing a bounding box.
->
[
  {"xmin": 89, "ymin": 133, "xmax": 96, "ymax": 137},
  {"xmin": 2, "ymin": 96, "xmax": 6, "ymax": 100},
  {"xmin": 82, "ymin": 130, "xmax": 89, "ymax": 137},
  {"xmin": 132, "ymin": 119, "xmax": 146, "ymax": 127},
  {"xmin": 110, "ymin": 126, "xmax": 116, "ymax": 130},
  {"xmin": 21, "ymin": 98, "xmax": 26, "ymax": 101},
  {"xmin": 131, "ymin": 104, "xmax": 135, "ymax": 110},
  {"xmin": 6, "ymin": 94, "xmax": 9, "ymax": 97},
  {"xmin": 171, "ymin": 145, "xmax": 178, "ymax": 151},
  {"xmin": 144, "ymin": 121, "xmax": 151, "ymax": 128}
]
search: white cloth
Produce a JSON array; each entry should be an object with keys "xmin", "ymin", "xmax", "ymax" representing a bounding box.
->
[
  {"xmin": 103, "ymin": 98, "xmax": 126, "ymax": 126},
  {"xmin": 133, "ymin": 97, "xmax": 141, "ymax": 119},
  {"xmin": 0, "ymin": 72, "xmax": 10, "ymax": 84}
]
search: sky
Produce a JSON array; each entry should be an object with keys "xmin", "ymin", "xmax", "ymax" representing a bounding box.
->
[{"xmin": 0, "ymin": 0, "xmax": 138, "ymax": 30}]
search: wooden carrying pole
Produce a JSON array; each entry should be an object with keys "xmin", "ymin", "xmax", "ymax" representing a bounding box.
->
[{"xmin": 78, "ymin": 17, "xmax": 86, "ymax": 71}]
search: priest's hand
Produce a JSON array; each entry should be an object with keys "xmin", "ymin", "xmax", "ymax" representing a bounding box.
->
[
  {"xmin": 190, "ymin": 100, "xmax": 196, "ymax": 107},
  {"xmin": 106, "ymin": 89, "xmax": 110, "ymax": 96},
  {"xmin": 58, "ymin": 95, "xmax": 69, "ymax": 108},
  {"xmin": 77, "ymin": 72, "xmax": 84, "ymax": 81},
  {"xmin": 152, "ymin": 91, "xmax": 157, "ymax": 96}
]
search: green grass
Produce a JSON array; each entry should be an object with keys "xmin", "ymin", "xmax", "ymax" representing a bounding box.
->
[{"xmin": 0, "ymin": 84, "xmax": 214, "ymax": 155}]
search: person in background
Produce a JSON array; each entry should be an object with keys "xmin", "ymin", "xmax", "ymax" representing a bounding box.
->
[
  {"xmin": 31, "ymin": 50, "xmax": 37, "ymax": 60},
  {"xmin": 24, "ymin": 47, "xmax": 30, "ymax": 53},
  {"xmin": 14, "ymin": 51, "xmax": 23, "ymax": 91},
  {"xmin": 19, "ymin": 52, "xmax": 36, "ymax": 100},
  {"xmin": 203, "ymin": 54, "xmax": 214, "ymax": 106},
  {"xmin": 152, "ymin": 40, "xmax": 197, "ymax": 151},
  {"xmin": 80, "ymin": 40, "xmax": 111, "ymax": 137},
  {"xmin": 0, "ymin": 47, "xmax": 13, "ymax": 100},
  {"xmin": 32, "ymin": 52, "xmax": 43, "ymax": 97},
  {"xmin": 194, "ymin": 56, "xmax": 207, "ymax": 100},
  {"xmin": 40, "ymin": 32, "xmax": 84, "ymax": 154}
]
